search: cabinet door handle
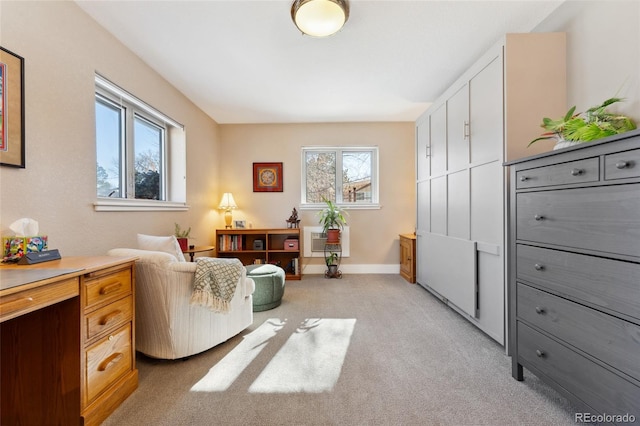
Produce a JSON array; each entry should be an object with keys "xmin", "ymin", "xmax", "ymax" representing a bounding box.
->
[
  {"xmin": 520, "ymin": 176, "xmax": 529, "ymax": 182},
  {"xmin": 534, "ymin": 263, "xmax": 544, "ymax": 271},
  {"xmin": 535, "ymin": 349, "xmax": 545, "ymax": 358},
  {"xmin": 425, "ymin": 146, "xmax": 430, "ymax": 158},
  {"xmin": 616, "ymin": 160, "xmax": 629, "ymax": 169},
  {"xmin": 534, "ymin": 215, "xmax": 545, "ymax": 221},
  {"xmin": 535, "ymin": 306, "xmax": 545, "ymax": 314},
  {"xmin": 570, "ymin": 168, "xmax": 584, "ymax": 176},
  {"xmin": 98, "ymin": 352, "xmax": 124, "ymax": 372},
  {"xmin": 99, "ymin": 282, "xmax": 122, "ymax": 295},
  {"xmin": 463, "ymin": 121, "xmax": 470, "ymax": 139},
  {"xmin": 99, "ymin": 309, "xmax": 122, "ymax": 326}
]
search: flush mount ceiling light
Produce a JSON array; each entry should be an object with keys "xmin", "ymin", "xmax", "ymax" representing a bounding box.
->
[{"xmin": 291, "ymin": 0, "xmax": 349, "ymax": 37}]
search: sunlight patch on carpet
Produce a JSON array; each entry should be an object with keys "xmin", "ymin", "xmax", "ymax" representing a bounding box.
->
[
  {"xmin": 249, "ymin": 318, "xmax": 356, "ymax": 393},
  {"xmin": 191, "ymin": 318, "xmax": 286, "ymax": 392},
  {"xmin": 190, "ymin": 318, "xmax": 356, "ymax": 394}
]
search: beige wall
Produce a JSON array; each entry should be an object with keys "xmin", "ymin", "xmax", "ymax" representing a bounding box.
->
[
  {"xmin": 0, "ymin": 1, "xmax": 222, "ymax": 255},
  {"xmin": 1, "ymin": 0, "xmax": 637, "ymax": 268},
  {"xmin": 219, "ymin": 122, "xmax": 416, "ymax": 273},
  {"xmin": 535, "ymin": 1, "xmax": 639, "ymax": 119},
  {"xmin": 0, "ymin": 1, "xmax": 415, "ymax": 269}
]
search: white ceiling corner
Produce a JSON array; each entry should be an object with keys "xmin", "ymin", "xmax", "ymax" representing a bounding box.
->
[{"xmin": 75, "ymin": 0, "xmax": 564, "ymax": 124}]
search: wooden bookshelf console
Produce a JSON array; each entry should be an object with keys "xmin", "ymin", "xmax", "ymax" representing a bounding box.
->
[
  {"xmin": 216, "ymin": 228, "xmax": 302, "ymax": 280},
  {"xmin": 0, "ymin": 256, "xmax": 138, "ymax": 426}
]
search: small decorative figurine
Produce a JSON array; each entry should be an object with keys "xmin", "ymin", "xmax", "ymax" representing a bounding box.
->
[{"xmin": 286, "ymin": 207, "xmax": 301, "ymax": 228}]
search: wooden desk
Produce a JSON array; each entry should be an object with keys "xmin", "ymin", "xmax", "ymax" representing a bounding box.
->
[{"xmin": 0, "ymin": 256, "xmax": 138, "ymax": 426}]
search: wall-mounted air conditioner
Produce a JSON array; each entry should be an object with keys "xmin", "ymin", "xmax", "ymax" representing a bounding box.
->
[{"xmin": 303, "ymin": 226, "xmax": 350, "ymax": 258}]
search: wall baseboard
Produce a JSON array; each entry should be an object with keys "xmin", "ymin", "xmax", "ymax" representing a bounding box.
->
[{"xmin": 301, "ymin": 264, "xmax": 400, "ymax": 275}]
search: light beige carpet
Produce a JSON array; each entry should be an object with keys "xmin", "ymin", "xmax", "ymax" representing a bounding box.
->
[{"xmin": 103, "ymin": 274, "xmax": 576, "ymax": 425}]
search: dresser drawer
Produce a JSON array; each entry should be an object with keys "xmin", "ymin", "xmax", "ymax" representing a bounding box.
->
[
  {"xmin": 84, "ymin": 268, "xmax": 132, "ymax": 310},
  {"xmin": 85, "ymin": 323, "xmax": 133, "ymax": 403},
  {"xmin": 605, "ymin": 148, "xmax": 640, "ymax": 180},
  {"xmin": 517, "ymin": 322, "xmax": 640, "ymax": 416},
  {"xmin": 516, "ymin": 245, "xmax": 640, "ymax": 320},
  {"xmin": 516, "ymin": 184, "xmax": 640, "ymax": 257},
  {"xmin": 517, "ymin": 283, "xmax": 640, "ymax": 381},
  {"xmin": 516, "ymin": 157, "xmax": 599, "ymax": 189},
  {"xmin": 85, "ymin": 295, "xmax": 133, "ymax": 341}
]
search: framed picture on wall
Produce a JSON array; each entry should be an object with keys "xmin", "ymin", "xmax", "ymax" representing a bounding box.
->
[
  {"xmin": 253, "ymin": 162, "xmax": 283, "ymax": 192},
  {"xmin": 0, "ymin": 47, "xmax": 25, "ymax": 168}
]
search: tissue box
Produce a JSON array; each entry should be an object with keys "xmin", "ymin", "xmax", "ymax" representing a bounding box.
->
[{"xmin": 3, "ymin": 236, "xmax": 48, "ymax": 257}]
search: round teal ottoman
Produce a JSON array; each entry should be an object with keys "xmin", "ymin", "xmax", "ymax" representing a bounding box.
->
[{"xmin": 246, "ymin": 264, "xmax": 286, "ymax": 312}]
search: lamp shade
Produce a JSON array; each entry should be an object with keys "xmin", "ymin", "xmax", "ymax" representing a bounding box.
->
[
  {"xmin": 219, "ymin": 193, "xmax": 237, "ymax": 210},
  {"xmin": 291, "ymin": 0, "xmax": 349, "ymax": 37}
]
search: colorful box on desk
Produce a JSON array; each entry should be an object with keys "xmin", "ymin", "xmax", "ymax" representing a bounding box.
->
[
  {"xmin": 3, "ymin": 236, "xmax": 48, "ymax": 257},
  {"xmin": 284, "ymin": 238, "xmax": 299, "ymax": 251}
]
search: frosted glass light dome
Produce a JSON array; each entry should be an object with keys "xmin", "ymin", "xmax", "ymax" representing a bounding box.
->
[{"xmin": 291, "ymin": 0, "xmax": 349, "ymax": 37}]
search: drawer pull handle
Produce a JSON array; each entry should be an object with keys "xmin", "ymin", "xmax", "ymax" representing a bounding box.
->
[
  {"xmin": 98, "ymin": 352, "xmax": 124, "ymax": 372},
  {"xmin": 99, "ymin": 282, "xmax": 122, "ymax": 295},
  {"xmin": 535, "ymin": 306, "xmax": 545, "ymax": 314},
  {"xmin": 570, "ymin": 168, "xmax": 584, "ymax": 176},
  {"xmin": 519, "ymin": 176, "xmax": 529, "ymax": 182},
  {"xmin": 534, "ymin": 263, "xmax": 544, "ymax": 271},
  {"xmin": 534, "ymin": 215, "xmax": 545, "ymax": 221},
  {"xmin": 616, "ymin": 160, "xmax": 629, "ymax": 169},
  {"xmin": 99, "ymin": 309, "xmax": 122, "ymax": 326},
  {"xmin": 535, "ymin": 349, "xmax": 545, "ymax": 358}
]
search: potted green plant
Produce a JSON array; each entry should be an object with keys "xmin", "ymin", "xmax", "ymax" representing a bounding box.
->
[
  {"xmin": 528, "ymin": 97, "xmax": 637, "ymax": 150},
  {"xmin": 174, "ymin": 223, "xmax": 191, "ymax": 251},
  {"xmin": 325, "ymin": 251, "xmax": 340, "ymax": 278},
  {"xmin": 317, "ymin": 197, "xmax": 348, "ymax": 243}
]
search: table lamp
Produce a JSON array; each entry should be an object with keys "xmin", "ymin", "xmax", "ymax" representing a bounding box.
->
[{"xmin": 219, "ymin": 192, "xmax": 238, "ymax": 229}]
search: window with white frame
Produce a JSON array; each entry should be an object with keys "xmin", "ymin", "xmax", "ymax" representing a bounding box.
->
[
  {"xmin": 302, "ymin": 147, "xmax": 379, "ymax": 207},
  {"xmin": 94, "ymin": 74, "xmax": 187, "ymax": 211}
]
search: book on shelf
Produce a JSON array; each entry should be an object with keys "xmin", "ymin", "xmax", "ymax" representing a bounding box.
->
[
  {"xmin": 286, "ymin": 257, "xmax": 300, "ymax": 275},
  {"xmin": 218, "ymin": 234, "xmax": 243, "ymax": 251}
]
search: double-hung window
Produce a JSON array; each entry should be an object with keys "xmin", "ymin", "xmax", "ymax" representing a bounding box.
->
[
  {"xmin": 301, "ymin": 147, "xmax": 379, "ymax": 208},
  {"xmin": 94, "ymin": 74, "xmax": 187, "ymax": 211}
]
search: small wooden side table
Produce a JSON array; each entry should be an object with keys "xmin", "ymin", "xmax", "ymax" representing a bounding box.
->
[
  {"xmin": 399, "ymin": 234, "xmax": 416, "ymax": 283},
  {"xmin": 182, "ymin": 245, "xmax": 215, "ymax": 262}
]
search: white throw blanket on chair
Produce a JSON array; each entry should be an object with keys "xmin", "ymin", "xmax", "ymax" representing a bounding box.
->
[{"xmin": 190, "ymin": 258, "xmax": 243, "ymax": 314}]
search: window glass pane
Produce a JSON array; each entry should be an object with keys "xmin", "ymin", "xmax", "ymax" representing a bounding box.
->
[
  {"xmin": 134, "ymin": 115, "xmax": 163, "ymax": 200},
  {"xmin": 305, "ymin": 151, "xmax": 336, "ymax": 203},
  {"xmin": 342, "ymin": 151, "xmax": 372, "ymax": 203},
  {"xmin": 96, "ymin": 98, "xmax": 122, "ymax": 197}
]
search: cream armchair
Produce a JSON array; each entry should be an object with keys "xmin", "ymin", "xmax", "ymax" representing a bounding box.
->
[{"xmin": 107, "ymin": 248, "xmax": 255, "ymax": 360}]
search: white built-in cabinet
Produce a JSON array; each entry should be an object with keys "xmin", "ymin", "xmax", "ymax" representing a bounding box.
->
[{"xmin": 415, "ymin": 33, "xmax": 567, "ymax": 345}]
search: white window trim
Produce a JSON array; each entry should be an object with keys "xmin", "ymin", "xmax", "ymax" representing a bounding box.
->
[
  {"xmin": 94, "ymin": 198, "xmax": 189, "ymax": 212},
  {"xmin": 93, "ymin": 74, "xmax": 187, "ymax": 212},
  {"xmin": 95, "ymin": 74, "xmax": 183, "ymax": 130},
  {"xmin": 300, "ymin": 146, "xmax": 380, "ymax": 210}
]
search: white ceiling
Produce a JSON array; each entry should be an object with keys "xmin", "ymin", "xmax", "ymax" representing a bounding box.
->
[{"xmin": 76, "ymin": 0, "xmax": 564, "ymax": 124}]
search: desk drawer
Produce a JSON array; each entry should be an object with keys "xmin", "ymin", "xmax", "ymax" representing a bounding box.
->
[
  {"xmin": 517, "ymin": 322, "xmax": 640, "ymax": 416},
  {"xmin": 516, "ymin": 157, "xmax": 599, "ymax": 189},
  {"xmin": 516, "ymin": 245, "xmax": 640, "ymax": 320},
  {"xmin": 517, "ymin": 283, "xmax": 640, "ymax": 381},
  {"xmin": 84, "ymin": 269, "xmax": 132, "ymax": 310},
  {"xmin": 85, "ymin": 295, "xmax": 133, "ymax": 341},
  {"xmin": 85, "ymin": 323, "xmax": 133, "ymax": 403},
  {"xmin": 0, "ymin": 278, "xmax": 78, "ymax": 322},
  {"xmin": 516, "ymin": 184, "xmax": 640, "ymax": 257},
  {"xmin": 605, "ymin": 148, "xmax": 640, "ymax": 180}
]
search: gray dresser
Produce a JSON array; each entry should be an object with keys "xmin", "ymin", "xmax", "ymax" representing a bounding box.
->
[{"xmin": 506, "ymin": 129, "xmax": 640, "ymax": 421}]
